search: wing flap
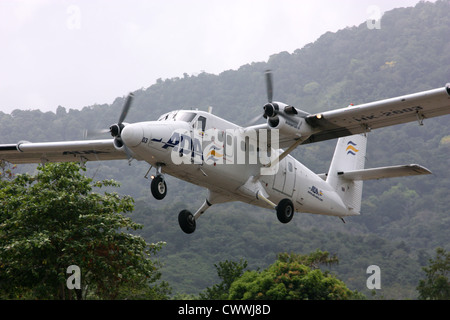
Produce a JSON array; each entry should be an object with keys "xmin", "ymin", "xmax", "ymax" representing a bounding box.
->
[{"xmin": 0, "ymin": 139, "xmax": 131, "ymax": 164}]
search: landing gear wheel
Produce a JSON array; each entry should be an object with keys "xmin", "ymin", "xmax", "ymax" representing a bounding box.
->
[
  {"xmin": 276, "ymin": 199, "xmax": 294, "ymax": 224},
  {"xmin": 151, "ymin": 175, "xmax": 167, "ymax": 200},
  {"xmin": 178, "ymin": 210, "xmax": 196, "ymax": 234}
]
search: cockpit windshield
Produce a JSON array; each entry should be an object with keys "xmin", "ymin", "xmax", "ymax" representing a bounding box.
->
[{"xmin": 175, "ymin": 112, "xmax": 196, "ymax": 123}]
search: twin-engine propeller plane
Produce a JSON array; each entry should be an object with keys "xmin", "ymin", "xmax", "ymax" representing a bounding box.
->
[{"xmin": 1, "ymin": 71, "xmax": 449, "ymax": 233}]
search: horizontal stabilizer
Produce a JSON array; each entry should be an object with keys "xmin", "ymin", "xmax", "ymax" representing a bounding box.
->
[{"xmin": 337, "ymin": 164, "xmax": 431, "ymax": 181}]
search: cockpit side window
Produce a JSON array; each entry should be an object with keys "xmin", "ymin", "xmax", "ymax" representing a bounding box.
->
[{"xmin": 196, "ymin": 116, "xmax": 206, "ymax": 132}]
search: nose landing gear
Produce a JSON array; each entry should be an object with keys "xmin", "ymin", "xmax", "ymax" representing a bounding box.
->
[
  {"xmin": 149, "ymin": 164, "xmax": 167, "ymax": 200},
  {"xmin": 151, "ymin": 175, "xmax": 167, "ymax": 200}
]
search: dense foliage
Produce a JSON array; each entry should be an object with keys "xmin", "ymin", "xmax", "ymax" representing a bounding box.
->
[
  {"xmin": 227, "ymin": 252, "xmax": 363, "ymax": 300},
  {"xmin": 0, "ymin": 163, "xmax": 169, "ymax": 299},
  {"xmin": 0, "ymin": 1, "xmax": 449, "ymax": 299},
  {"xmin": 417, "ymin": 248, "xmax": 450, "ymax": 300}
]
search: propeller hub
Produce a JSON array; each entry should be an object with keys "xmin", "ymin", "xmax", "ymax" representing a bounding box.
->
[
  {"xmin": 263, "ymin": 103, "xmax": 278, "ymax": 118},
  {"xmin": 110, "ymin": 123, "xmax": 125, "ymax": 137}
]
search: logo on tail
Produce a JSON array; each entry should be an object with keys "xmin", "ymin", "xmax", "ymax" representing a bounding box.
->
[{"xmin": 346, "ymin": 141, "xmax": 359, "ymax": 156}]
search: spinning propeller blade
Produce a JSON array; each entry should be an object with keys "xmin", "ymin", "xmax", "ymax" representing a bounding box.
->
[
  {"xmin": 265, "ymin": 70, "xmax": 273, "ymax": 103},
  {"xmin": 118, "ymin": 92, "xmax": 134, "ymax": 125}
]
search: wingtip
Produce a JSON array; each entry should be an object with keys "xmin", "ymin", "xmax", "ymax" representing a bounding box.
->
[{"xmin": 408, "ymin": 164, "xmax": 432, "ymax": 175}]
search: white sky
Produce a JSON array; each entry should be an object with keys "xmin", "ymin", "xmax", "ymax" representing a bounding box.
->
[{"xmin": 0, "ymin": 0, "xmax": 427, "ymax": 113}]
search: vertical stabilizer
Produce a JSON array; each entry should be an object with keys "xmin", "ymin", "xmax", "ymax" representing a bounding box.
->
[{"xmin": 326, "ymin": 134, "xmax": 367, "ymax": 214}]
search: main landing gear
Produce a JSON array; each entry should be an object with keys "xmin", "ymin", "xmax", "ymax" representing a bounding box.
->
[
  {"xmin": 177, "ymin": 195, "xmax": 294, "ymax": 234},
  {"xmin": 276, "ymin": 198, "xmax": 294, "ymax": 224},
  {"xmin": 257, "ymin": 191, "xmax": 295, "ymax": 224},
  {"xmin": 178, "ymin": 200, "xmax": 211, "ymax": 234}
]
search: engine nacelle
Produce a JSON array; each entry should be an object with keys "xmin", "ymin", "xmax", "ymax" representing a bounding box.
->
[
  {"xmin": 267, "ymin": 114, "xmax": 314, "ymax": 137},
  {"xmin": 113, "ymin": 137, "xmax": 125, "ymax": 150},
  {"xmin": 263, "ymin": 103, "xmax": 279, "ymax": 118},
  {"xmin": 264, "ymin": 102, "xmax": 314, "ymax": 137}
]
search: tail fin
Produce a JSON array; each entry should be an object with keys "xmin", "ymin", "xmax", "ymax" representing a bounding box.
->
[{"xmin": 327, "ymin": 133, "xmax": 367, "ymax": 215}]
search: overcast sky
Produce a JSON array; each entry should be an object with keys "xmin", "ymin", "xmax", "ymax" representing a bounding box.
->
[{"xmin": 0, "ymin": 0, "xmax": 428, "ymax": 113}]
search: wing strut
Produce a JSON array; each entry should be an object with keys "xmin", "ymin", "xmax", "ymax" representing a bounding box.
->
[{"xmin": 263, "ymin": 138, "xmax": 303, "ymax": 172}]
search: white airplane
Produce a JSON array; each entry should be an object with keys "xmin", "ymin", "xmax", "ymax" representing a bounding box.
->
[{"xmin": 1, "ymin": 71, "xmax": 449, "ymax": 233}]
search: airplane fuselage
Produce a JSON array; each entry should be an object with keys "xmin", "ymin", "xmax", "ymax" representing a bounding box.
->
[{"xmin": 122, "ymin": 110, "xmax": 352, "ymax": 218}]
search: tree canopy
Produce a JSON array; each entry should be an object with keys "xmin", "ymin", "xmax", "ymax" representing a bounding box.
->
[
  {"xmin": 0, "ymin": 162, "xmax": 169, "ymax": 299},
  {"xmin": 228, "ymin": 251, "xmax": 364, "ymax": 300},
  {"xmin": 417, "ymin": 248, "xmax": 450, "ymax": 300}
]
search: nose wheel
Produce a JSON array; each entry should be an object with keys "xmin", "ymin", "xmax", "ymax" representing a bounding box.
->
[{"xmin": 151, "ymin": 175, "xmax": 167, "ymax": 200}]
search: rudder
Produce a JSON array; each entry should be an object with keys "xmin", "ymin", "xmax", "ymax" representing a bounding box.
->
[{"xmin": 326, "ymin": 134, "xmax": 367, "ymax": 215}]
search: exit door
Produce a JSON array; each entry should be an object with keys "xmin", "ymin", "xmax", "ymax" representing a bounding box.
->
[{"xmin": 272, "ymin": 157, "xmax": 296, "ymax": 197}]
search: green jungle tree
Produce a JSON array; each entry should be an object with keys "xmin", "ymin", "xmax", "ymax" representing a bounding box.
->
[
  {"xmin": 228, "ymin": 251, "xmax": 364, "ymax": 300},
  {"xmin": 0, "ymin": 162, "xmax": 169, "ymax": 300},
  {"xmin": 417, "ymin": 248, "xmax": 450, "ymax": 300},
  {"xmin": 199, "ymin": 259, "xmax": 248, "ymax": 300}
]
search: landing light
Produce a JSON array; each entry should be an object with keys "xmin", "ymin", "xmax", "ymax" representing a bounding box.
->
[{"xmin": 316, "ymin": 114, "xmax": 323, "ymax": 119}]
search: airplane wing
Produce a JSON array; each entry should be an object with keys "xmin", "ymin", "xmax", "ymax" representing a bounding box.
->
[
  {"xmin": 302, "ymin": 84, "xmax": 450, "ymax": 144},
  {"xmin": 247, "ymin": 84, "xmax": 450, "ymax": 151},
  {"xmin": 245, "ymin": 84, "xmax": 450, "ymax": 161},
  {"xmin": 0, "ymin": 139, "xmax": 135, "ymax": 164}
]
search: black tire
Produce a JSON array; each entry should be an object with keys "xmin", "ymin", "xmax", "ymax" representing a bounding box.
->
[
  {"xmin": 178, "ymin": 210, "xmax": 196, "ymax": 234},
  {"xmin": 151, "ymin": 175, "xmax": 167, "ymax": 200},
  {"xmin": 276, "ymin": 199, "xmax": 294, "ymax": 224}
]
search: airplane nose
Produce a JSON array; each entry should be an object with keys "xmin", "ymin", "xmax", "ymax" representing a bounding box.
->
[{"xmin": 121, "ymin": 124, "xmax": 143, "ymax": 147}]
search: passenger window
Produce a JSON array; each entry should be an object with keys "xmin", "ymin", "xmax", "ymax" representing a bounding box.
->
[
  {"xmin": 288, "ymin": 162, "xmax": 293, "ymax": 172},
  {"xmin": 240, "ymin": 141, "xmax": 246, "ymax": 152},
  {"xmin": 227, "ymin": 134, "xmax": 232, "ymax": 145}
]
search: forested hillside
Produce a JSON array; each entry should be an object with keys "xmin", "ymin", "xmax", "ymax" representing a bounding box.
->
[{"xmin": 1, "ymin": 1, "xmax": 449, "ymax": 299}]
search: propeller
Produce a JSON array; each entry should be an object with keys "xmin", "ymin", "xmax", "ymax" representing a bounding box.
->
[
  {"xmin": 244, "ymin": 70, "xmax": 276, "ymax": 126},
  {"xmin": 263, "ymin": 70, "xmax": 279, "ymax": 119},
  {"xmin": 111, "ymin": 93, "xmax": 135, "ymax": 162},
  {"xmin": 265, "ymin": 70, "xmax": 273, "ymax": 103},
  {"xmin": 110, "ymin": 92, "xmax": 134, "ymax": 138},
  {"xmin": 83, "ymin": 92, "xmax": 135, "ymax": 163},
  {"xmin": 83, "ymin": 92, "xmax": 134, "ymax": 139},
  {"xmin": 262, "ymin": 70, "xmax": 303, "ymax": 119}
]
